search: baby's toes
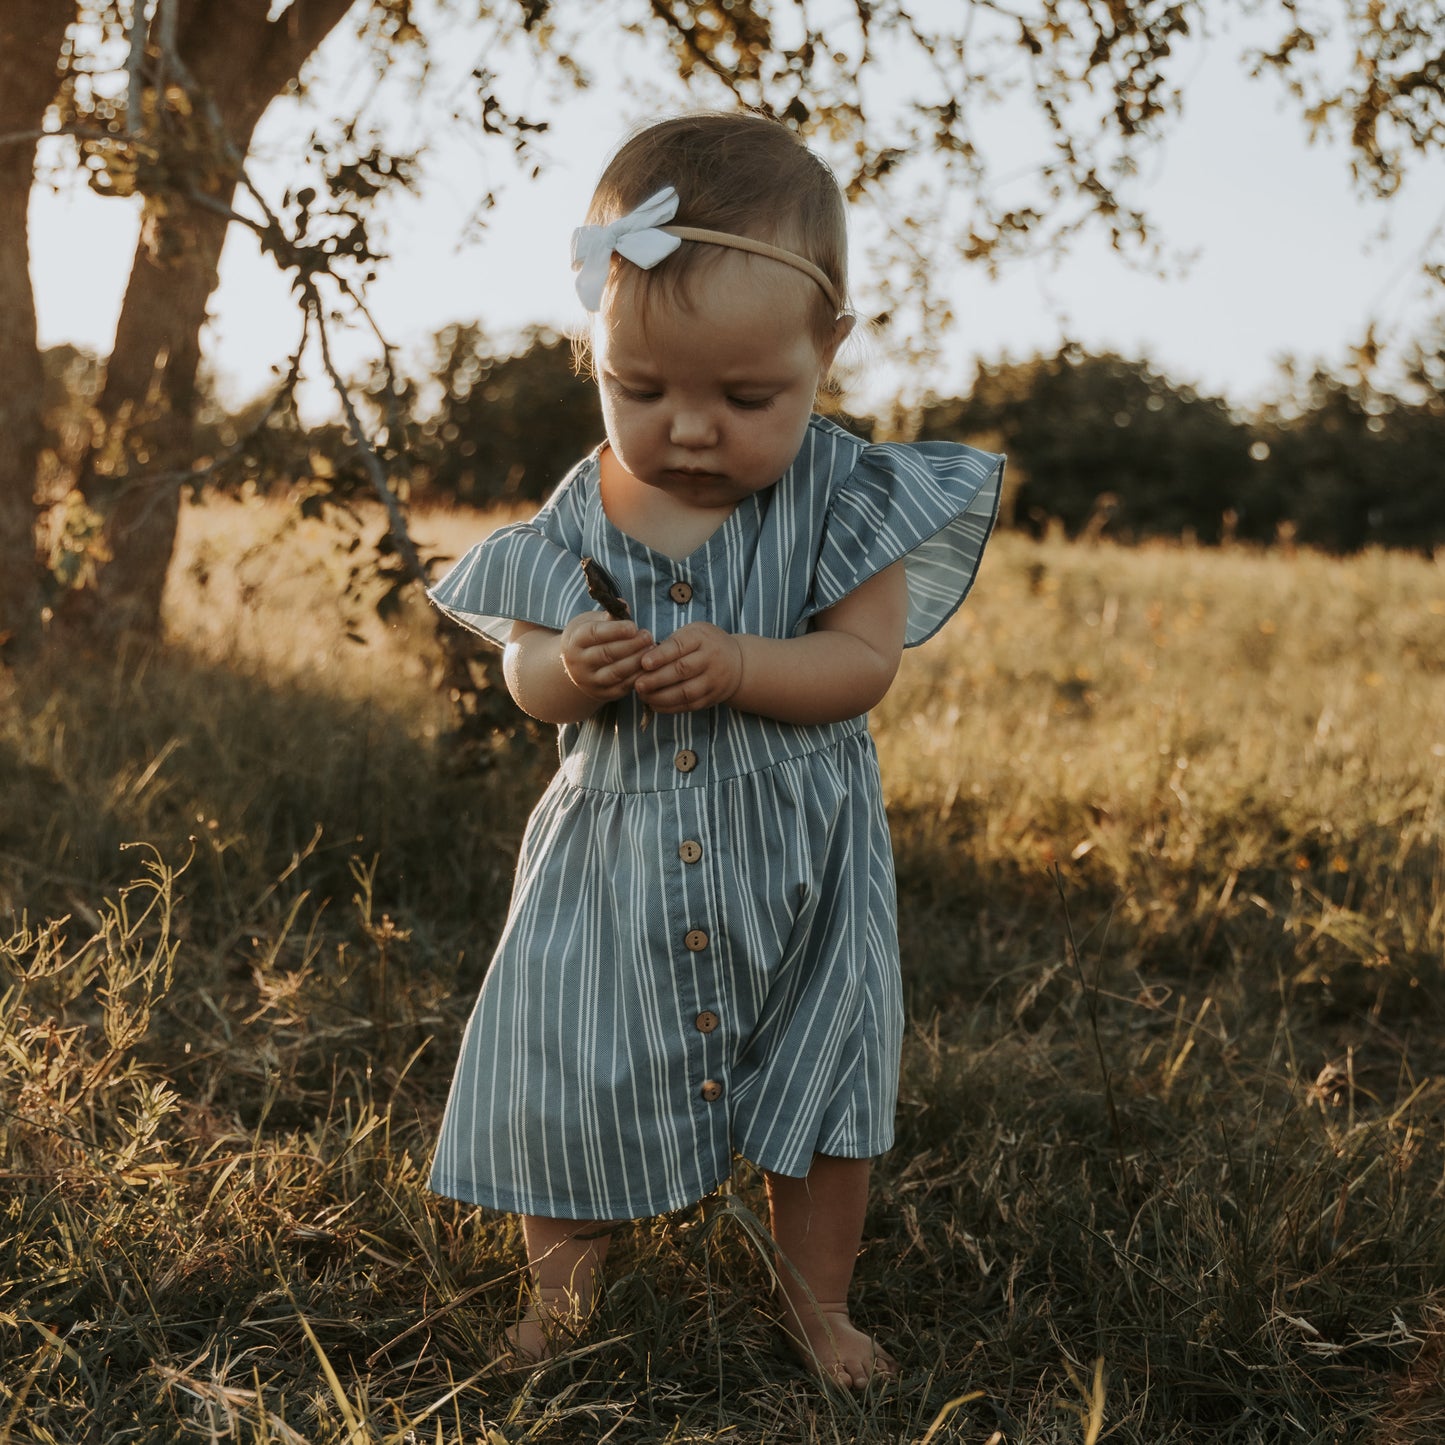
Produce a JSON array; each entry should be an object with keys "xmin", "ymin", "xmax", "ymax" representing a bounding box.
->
[
  {"xmin": 844, "ymin": 1334, "xmax": 899, "ymax": 1388},
  {"xmin": 871, "ymin": 1340, "xmax": 902, "ymax": 1380},
  {"xmin": 820, "ymin": 1319, "xmax": 898, "ymax": 1389}
]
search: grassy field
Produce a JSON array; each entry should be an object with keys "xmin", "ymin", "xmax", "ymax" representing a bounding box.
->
[{"xmin": 2, "ymin": 492, "xmax": 1443, "ymax": 1443}]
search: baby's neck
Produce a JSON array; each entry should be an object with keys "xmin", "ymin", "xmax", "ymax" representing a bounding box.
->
[{"xmin": 598, "ymin": 446, "xmax": 744, "ymax": 560}]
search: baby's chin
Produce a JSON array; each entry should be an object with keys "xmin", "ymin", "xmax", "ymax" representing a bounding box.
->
[{"xmin": 643, "ymin": 470, "xmax": 760, "ymax": 509}]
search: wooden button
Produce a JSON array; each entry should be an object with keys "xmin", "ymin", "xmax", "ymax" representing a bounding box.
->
[
  {"xmin": 684, "ymin": 929, "xmax": 709, "ymax": 953},
  {"xmin": 674, "ymin": 749, "xmax": 698, "ymax": 773},
  {"xmin": 669, "ymin": 580, "xmax": 694, "ymax": 605},
  {"xmin": 678, "ymin": 839, "xmax": 702, "ymax": 864},
  {"xmin": 700, "ymin": 1079, "xmax": 724, "ymax": 1102},
  {"xmin": 695, "ymin": 1010, "xmax": 720, "ymax": 1034}
]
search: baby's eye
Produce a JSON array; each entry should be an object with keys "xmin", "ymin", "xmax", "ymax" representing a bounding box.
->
[
  {"xmin": 729, "ymin": 395, "xmax": 776, "ymax": 411},
  {"xmin": 605, "ymin": 376, "xmax": 660, "ymax": 402}
]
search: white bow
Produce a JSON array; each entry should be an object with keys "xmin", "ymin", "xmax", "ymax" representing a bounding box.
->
[{"xmin": 571, "ymin": 187, "xmax": 682, "ymax": 311}]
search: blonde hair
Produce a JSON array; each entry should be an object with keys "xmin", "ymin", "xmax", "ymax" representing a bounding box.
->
[{"xmin": 585, "ymin": 111, "xmax": 849, "ymax": 345}]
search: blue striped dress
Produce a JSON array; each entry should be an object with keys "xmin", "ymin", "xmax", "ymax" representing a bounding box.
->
[{"xmin": 428, "ymin": 415, "xmax": 1002, "ymax": 1220}]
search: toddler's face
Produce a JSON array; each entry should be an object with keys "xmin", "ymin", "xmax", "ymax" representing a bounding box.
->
[{"xmin": 595, "ymin": 255, "xmax": 846, "ymax": 511}]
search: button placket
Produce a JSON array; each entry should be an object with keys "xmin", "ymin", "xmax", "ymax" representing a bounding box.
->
[
  {"xmin": 674, "ymin": 793, "xmax": 720, "ymax": 1109},
  {"xmin": 665, "ymin": 680, "xmax": 717, "ymax": 1118}
]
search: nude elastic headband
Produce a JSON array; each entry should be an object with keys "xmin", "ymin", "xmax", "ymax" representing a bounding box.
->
[{"xmin": 571, "ymin": 186, "xmax": 841, "ymax": 314}]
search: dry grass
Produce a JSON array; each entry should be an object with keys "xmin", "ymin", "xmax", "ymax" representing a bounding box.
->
[{"xmin": 2, "ymin": 493, "xmax": 1443, "ymax": 1443}]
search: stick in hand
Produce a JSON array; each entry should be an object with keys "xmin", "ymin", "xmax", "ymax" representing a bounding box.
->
[
  {"xmin": 581, "ymin": 556, "xmax": 631, "ymax": 620},
  {"xmin": 581, "ymin": 556, "xmax": 651, "ymax": 729}
]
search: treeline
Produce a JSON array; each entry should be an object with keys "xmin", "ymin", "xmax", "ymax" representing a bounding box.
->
[
  {"xmin": 43, "ymin": 324, "xmax": 1445, "ymax": 555},
  {"xmin": 912, "ymin": 340, "xmax": 1445, "ymax": 552}
]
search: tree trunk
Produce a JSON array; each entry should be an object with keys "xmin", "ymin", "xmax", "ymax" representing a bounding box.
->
[
  {"xmin": 61, "ymin": 0, "xmax": 355, "ymax": 643},
  {"xmin": 0, "ymin": 1, "xmax": 74, "ymax": 657}
]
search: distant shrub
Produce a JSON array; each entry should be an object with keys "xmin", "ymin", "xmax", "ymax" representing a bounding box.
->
[
  {"xmin": 914, "ymin": 337, "xmax": 1445, "ymax": 553},
  {"xmin": 408, "ymin": 323, "xmax": 603, "ymax": 506}
]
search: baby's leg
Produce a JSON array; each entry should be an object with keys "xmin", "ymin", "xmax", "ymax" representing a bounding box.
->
[
  {"xmin": 507, "ymin": 1214, "xmax": 613, "ymax": 1362},
  {"xmin": 765, "ymin": 1154, "xmax": 899, "ymax": 1389}
]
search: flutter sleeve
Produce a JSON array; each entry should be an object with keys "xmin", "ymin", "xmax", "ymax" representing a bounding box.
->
[
  {"xmin": 802, "ymin": 438, "xmax": 1004, "ymax": 647},
  {"xmin": 427, "ymin": 457, "xmax": 596, "ymax": 648}
]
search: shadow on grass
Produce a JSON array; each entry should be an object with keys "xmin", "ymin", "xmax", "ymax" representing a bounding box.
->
[{"xmin": 0, "ymin": 639, "xmax": 542, "ymax": 968}]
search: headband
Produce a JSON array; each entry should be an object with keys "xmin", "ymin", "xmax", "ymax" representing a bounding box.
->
[{"xmin": 571, "ymin": 186, "xmax": 841, "ymax": 314}]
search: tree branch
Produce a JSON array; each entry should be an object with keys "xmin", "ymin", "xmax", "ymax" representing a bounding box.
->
[
  {"xmin": 304, "ymin": 282, "xmax": 428, "ymax": 589},
  {"xmin": 0, "ymin": 126, "xmax": 155, "ymax": 153},
  {"xmin": 125, "ymin": 0, "xmax": 151, "ymax": 138}
]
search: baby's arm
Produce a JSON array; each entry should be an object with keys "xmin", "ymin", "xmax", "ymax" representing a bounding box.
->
[
  {"xmin": 635, "ymin": 560, "xmax": 908, "ymax": 726},
  {"xmin": 504, "ymin": 613, "xmax": 654, "ymax": 724}
]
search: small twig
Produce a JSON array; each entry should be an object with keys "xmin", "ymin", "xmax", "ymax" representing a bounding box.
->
[
  {"xmin": 305, "ymin": 285, "xmax": 427, "ymax": 588},
  {"xmin": 333, "ymin": 272, "xmax": 399, "ymax": 363},
  {"xmin": 0, "ymin": 125, "xmax": 156, "ymax": 153},
  {"xmin": 125, "ymin": 0, "xmax": 151, "ymax": 138},
  {"xmin": 180, "ymin": 183, "xmax": 269, "ymax": 236},
  {"xmin": 364, "ymin": 1282, "xmax": 496, "ymax": 1367},
  {"xmin": 0, "ymin": 1104, "xmax": 137, "ymax": 1176},
  {"xmin": 333, "ymin": 271, "xmax": 408, "ymax": 452},
  {"xmin": 152, "ymin": 3, "xmax": 174, "ymax": 143}
]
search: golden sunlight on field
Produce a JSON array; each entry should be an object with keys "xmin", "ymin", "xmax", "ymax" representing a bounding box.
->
[
  {"xmin": 164, "ymin": 490, "xmax": 526, "ymax": 704},
  {"xmin": 879, "ymin": 534, "xmax": 1445, "ymax": 934}
]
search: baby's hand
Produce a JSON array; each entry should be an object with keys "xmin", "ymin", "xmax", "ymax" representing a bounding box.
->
[
  {"xmin": 636, "ymin": 623, "xmax": 744, "ymax": 713},
  {"xmin": 560, "ymin": 611, "xmax": 653, "ymax": 703}
]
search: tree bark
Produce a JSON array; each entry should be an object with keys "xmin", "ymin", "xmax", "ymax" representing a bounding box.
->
[
  {"xmin": 61, "ymin": 0, "xmax": 356, "ymax": 642},
  {"xmin": 0, "ymin": 1, "xmax": 74, "ymax": 657}
]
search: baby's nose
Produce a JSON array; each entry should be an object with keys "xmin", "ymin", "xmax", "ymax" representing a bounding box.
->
[{"xmin": 670, "ymin": 409, "xmax": 717, "ymax": 448}]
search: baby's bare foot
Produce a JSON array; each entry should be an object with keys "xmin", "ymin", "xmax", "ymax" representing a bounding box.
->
[
  {"xmin": 503, "ymin": 1285, "xmax": 590, "ymax": 1364},
  {"xmin": 782, "ymin": 1301, "xmax": 900, "ymax": 1389}
]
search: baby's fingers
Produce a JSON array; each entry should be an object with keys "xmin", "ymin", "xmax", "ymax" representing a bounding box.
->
[
  {"xmin": 571, "ymin": 611, "xmax": 642, "ymax": 646},
  {"xmin": 570, "ymin": 614, "xmax": 648, "ymax": 660},
  {"xmin": 639, "ymin": 632, "xmax": 692, "ymax": 673},
  {"xmin": 634, "ymin": 678, "xmax": 703, "ymax": 712},
  {"xmin": 563, "ymin": 614, "xmax": 653, "ymax": 698},
  {"xmin": 592, "ymin": 627, "xmax": 654, "ymax": 666},
  {"xmin": 635, "ymin": 643, "xmax": 709, "ymax": 697}
]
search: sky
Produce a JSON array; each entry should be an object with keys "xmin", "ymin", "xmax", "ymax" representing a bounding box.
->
[{"xmin": 27, "ymin": 8, "xmax": 1445, "ymax": 420}]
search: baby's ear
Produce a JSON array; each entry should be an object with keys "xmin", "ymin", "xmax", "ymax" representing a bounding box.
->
[{"xmin": 821, "ymin": 312, "xmax": 856, "ymax": 372}]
